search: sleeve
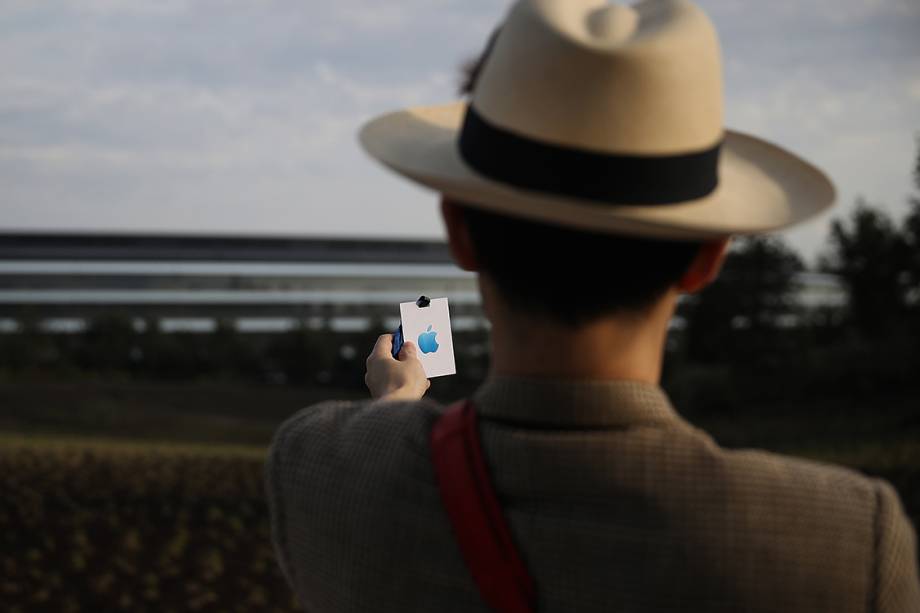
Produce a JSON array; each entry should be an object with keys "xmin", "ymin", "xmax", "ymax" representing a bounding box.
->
[
  {"xmin": 873, "ymin": 478, "xmax": 920, "ymax": 612},
  {"xmin": 264, "ymin": 405, "xmax": 305, "ymax": 591},
  {"xmin": 262, "ymin": 396, "xmax": 443, "ymax": 611},
  {"xmin": 263, "ymin": 401, "xmax": 353, "ymax": 596}
]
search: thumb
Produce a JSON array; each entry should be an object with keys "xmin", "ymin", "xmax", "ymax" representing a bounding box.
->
[{"xmin": 398, "ymin": 341, "xmax": 419, "ymax": 361}]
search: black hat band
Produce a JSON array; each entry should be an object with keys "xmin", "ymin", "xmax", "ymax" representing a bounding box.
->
[{"xmin": 458, "ymin": 105, "xmax": 721, "ymax": 205}]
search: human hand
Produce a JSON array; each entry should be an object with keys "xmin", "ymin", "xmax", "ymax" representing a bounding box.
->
[{"xmin": 365, "ymin": 334, "xmax": 431, "ymax": 401}]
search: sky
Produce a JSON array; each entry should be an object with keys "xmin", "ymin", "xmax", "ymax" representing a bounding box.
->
[{"xmin": 2, "ymin": 0, "xmax": 919, "ymax": 264}]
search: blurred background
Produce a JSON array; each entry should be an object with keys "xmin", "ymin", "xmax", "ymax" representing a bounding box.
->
[{"xmin": 2, "ymin": 0, "xmax": 919, "ymax": 611}]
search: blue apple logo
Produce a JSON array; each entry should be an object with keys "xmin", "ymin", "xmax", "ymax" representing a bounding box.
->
[{"xmin": 418, "ymin": 325, "xmax": 439, "ymax": 354}]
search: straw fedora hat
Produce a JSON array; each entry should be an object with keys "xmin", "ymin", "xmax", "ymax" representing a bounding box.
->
[{"xmin": 359, "ymin": 0, "xmax": 835, "ymax": 240}]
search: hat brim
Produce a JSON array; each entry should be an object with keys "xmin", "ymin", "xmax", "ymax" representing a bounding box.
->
[{"xmin": 359, "ymin": 101, "xmax": 835, "ymax": 240}]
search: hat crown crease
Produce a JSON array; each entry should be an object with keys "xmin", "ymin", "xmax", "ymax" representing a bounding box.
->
[{"xmin": 585, "ymin": 4, "xmax": 639, "ymax": 43}]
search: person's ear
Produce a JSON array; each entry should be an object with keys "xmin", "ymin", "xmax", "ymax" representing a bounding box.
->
[
  {"xmin": 440, "ymin": 197, "xmax": 479, "ymax": 272},
  {"xmin": 677, "ymin": 237, "xmax": 732, "ymax": 293}
]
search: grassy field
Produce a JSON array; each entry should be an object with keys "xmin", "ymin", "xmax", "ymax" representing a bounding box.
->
[
  {"xmin": 1, "ymin": 380, "xmax": 917, "ymax": 611},
  {"xmin": 0, "ymin": 380, "xmax": 351, "ymax": 612},
  {"xmin": 0, "ymin": 379, "xmax": 369, "ymax": 446},
  {"xmin": 0, "ymin": 437, "xmax": 291, "ymax": 612}
]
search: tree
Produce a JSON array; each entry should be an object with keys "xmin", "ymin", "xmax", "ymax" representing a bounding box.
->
[
  {"xmin": 903, "ymin": 134, "xmax": 920, "ymax": 308},
  {"xmin": 265, "ymin": 322, "xmax": 336, "ymax": 385},
  {"xmin": 682, "ymin": 235, "xmax": 804, "ymax": 364},
  {"xmin": 823, "ymin": 198, "xmax": 910, "ymax": 337},
  {"xmin": 74, "ymin": 314, "xmax": 138, "ymax": 372}
]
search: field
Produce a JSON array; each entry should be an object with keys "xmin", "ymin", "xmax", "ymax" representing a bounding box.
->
[
  {"xmin": 0, "ymin": 437, "xmax": 293, "ymax": 613},
  {"xmin": 1, "ymin": 380, "xmax": 917, "ymax": 611},
  {"xmin": 0, "ymin": 380, "xmax": 356, "ymax": 612}
]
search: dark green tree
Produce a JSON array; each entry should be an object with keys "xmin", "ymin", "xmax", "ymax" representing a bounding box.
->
[
  {"xmin": 264, "ymin": 324, "xmax": 331, "ymax": 385},
  {"xmin": 73, "ymin": 314, "xmax": 138, "ymax": 372},
  {"xmin": 903, "ymin": 134, "xmax": 920, "ymax": 309},
  {"xmin": 682, "ymin": 235, "xmax": 804, "ymax": 364},
  {"xmin": 822, "ymin": 198, "xmax": 910, "ymax": 337}
]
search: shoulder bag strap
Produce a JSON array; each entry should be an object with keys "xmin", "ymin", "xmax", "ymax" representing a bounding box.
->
[{"xmin": 430, "ymin": 399, "xmax": 536, "ymax": 613}]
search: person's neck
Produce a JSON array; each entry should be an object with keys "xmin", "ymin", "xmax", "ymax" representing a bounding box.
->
[{"xmin": 484, "ymin": 284, "xmax": 677, "ymax": 384}]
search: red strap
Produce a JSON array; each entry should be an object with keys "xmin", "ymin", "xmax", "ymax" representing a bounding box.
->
[{"xmin": 430, "ymin": 400, "xmax": 536, "ymax": 613}]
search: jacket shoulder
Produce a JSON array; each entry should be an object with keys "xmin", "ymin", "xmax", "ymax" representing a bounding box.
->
[
  {"xmin": 263, "ymin": 397, "xmax": 454, "ymax": 608},
  {"xmin": 704, "ymin": 441, "xmax": 919, "ymax": 610},
  {"xmin": 264, "ymin": 397, "xmax": 447, "ymax": 505},
  {"xmin": 872, "ymin": 478, "xmax": 920, "ymax": 611},
  {"xmin": 266, "ymin": 397, "xmax": 445, "ymax": 473},
  {"xmin": 719, "ymin": 443, "xmax": 880, "ymax": 502}
]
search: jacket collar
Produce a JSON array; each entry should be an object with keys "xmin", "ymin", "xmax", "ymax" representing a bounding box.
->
[{"xmin": 471, "ymin": 374, "xmax": 690, "ymax": 429}]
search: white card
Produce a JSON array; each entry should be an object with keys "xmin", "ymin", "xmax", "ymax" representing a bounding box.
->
[{"xmin": 399, "ymin": 297, "xmax": 456, "ymax": 378}]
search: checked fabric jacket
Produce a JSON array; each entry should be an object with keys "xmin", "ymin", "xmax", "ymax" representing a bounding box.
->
[{"xmin": 266, "ymin": 376, "xmax": 920, "ymax": 612}]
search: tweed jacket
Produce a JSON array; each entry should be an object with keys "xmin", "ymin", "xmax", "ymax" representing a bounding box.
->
[{"xmin": 265, "ymin": 376, "xmax": 920, "ymax": 612}]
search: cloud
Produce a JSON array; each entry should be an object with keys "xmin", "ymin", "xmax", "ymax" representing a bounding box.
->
[
  {"xmin": 908, "ymin": 78, "xmax": 920, "ymax": 102},
  {"xmin": 0, "ymin": 0, "xmax": 917, "ymax": 260},
  {"xmin": 0, "ymin": 0, "xmax": 497, "ymax": 239}
]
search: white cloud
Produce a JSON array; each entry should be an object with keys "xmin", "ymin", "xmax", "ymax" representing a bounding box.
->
[
  {"xmin": 0, "ymin": 0, "xmax": 917, "ymax": 260},
  {"xmin": 908, "ymin": 78, "xmax": 920, "ymax": 102},
  {"xmin": 0, "ymin": 0, "xmax": 485, "ymax": 239}
]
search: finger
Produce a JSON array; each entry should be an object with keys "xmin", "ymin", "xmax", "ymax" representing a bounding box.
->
[
  {"xmin": 398, "ymin": 341, "xmax": 419, "ymax": 361},
  {"xmin": 371, "ymin": 334, "xmax": 394, "ymax": 358}
]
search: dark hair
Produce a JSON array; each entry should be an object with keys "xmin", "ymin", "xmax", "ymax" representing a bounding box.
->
[
  {"xmin": 455, "ymin": 30, "xmax": 703, "ymax": 326},
  {"xmin": 460, "ymin": 204, "xmax": 702, "ymax": 326}
]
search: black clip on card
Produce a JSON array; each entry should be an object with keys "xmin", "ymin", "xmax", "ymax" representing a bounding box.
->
[{"xmin": 392, "ymin": 295, "xmax": 430, "ymax": 358}]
